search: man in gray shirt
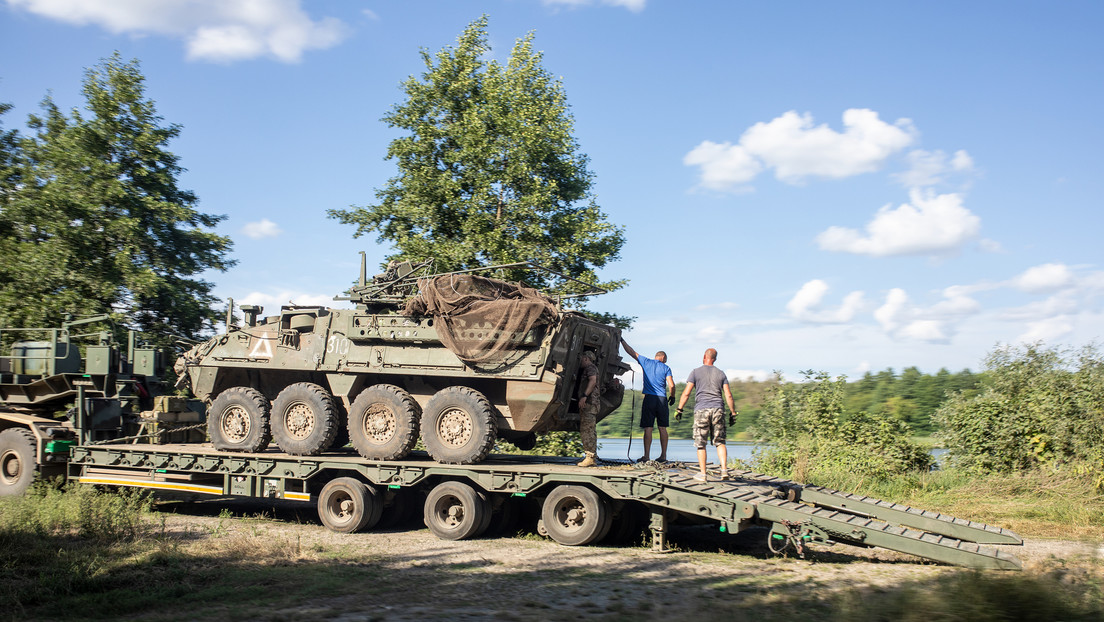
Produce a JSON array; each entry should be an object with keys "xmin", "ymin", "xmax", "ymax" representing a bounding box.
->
[{"xmin": 675, "ymin": 348, "xmax": 737, "ymax": 481}]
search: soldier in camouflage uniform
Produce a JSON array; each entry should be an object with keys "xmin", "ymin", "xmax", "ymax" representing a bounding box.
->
[
  {"xmin": 576, "ymin": 351, "xmax": 600, "ymax": 467},
  {"xmin": 675, "ymin": 348, "xmax": 737, "ymax": 481}
]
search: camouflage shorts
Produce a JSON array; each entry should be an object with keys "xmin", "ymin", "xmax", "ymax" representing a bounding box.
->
[{"xmin": 692, "ymin": 408, "xmax": 726, "ymax": 449}]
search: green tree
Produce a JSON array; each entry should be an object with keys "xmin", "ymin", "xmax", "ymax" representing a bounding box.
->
[
  {"xmin": 0, "ymin": 54, "xmax": 233, "ymax": 344},
  {"xmin": 329, "ymin": 16, "xmax": 627, "ymax": 324}
]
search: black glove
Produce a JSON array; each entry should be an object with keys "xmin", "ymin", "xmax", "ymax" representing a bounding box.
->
[
  {"xmin": 675, "ymin": 409, "xmax": 682, "ymax": 422},
  {"xmin": 667, "ymin": 394, "xmax": 675, "ymax": 406},
  {"xmin": 728, "ymin": 413, "xmax": 736, "ymax": 426}
]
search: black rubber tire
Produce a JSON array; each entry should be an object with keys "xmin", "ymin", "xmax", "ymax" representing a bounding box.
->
[
  {"xmin": 421, "ymin": 386, "xmax": 496, "ymax": 465},
  {"xmin": 541, "ymin": 485, "xmax": 611, "ymax": 546},
  {"xmin": 602, "ymin": 501, "xmax": 647, "ymax": 544},
  {"xmin": 208, "ymin": 387, "xmax": 271, "ymax": 452},
  {"xmin": 348, "ymin": 384, "xmax": 420, "ymax": 460},
  {"xmin": 423, "ymin": 481, "xmax": 490, "ymax": 541},
  {"xmin": 317, "ymin": 477, "xmax": 382, "ymax": 533},
  {"xmin": 0, "ymin": 428, "xmax": 36, "ymax": 496},
  {"xmin": 483, "ymin": 495, "xmax": 521, "ymax": 537},
  {"xmin": 270, "ymin": 383, "xmax": 339, "ymax": 456}
]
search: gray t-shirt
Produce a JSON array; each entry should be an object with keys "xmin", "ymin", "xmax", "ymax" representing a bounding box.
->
[{"xmin": 686, "ymin": 365, "xmax": 728, "ymax": 410}]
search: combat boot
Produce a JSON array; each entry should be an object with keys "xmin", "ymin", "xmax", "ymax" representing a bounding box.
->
[{"xmin": 576, "ymin": 453, "xmax": 598, "ymax": 467}]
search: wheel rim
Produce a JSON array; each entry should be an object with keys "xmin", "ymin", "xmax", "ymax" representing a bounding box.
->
[
  {"xmin": 432, "ymin": 494, "xmax": 465, "ymax": 528},
  {"xmin": 221, "ymin": 405, "xmax": 251, "ymax": 442},
  {"xmin": 437, "ymin": 407, "xmax": 473, "ymax": 448},
  {"xmin": 283, "ymin": 402, "xmax": 315, "ymax": 440},
  {"xmin": 363, "ymin": 403, "xmax": 397, "ymax": 444},
  {"xmin": 1, "ymin": 449, "xmax": 21, "ymax": 485},
  {"xmin": 326, "ymin": 490, "xmax": 355, "ymax": 526},
  {"xmin": 553, "ymin": 497, "xmax": 588, "ymax": 534}
]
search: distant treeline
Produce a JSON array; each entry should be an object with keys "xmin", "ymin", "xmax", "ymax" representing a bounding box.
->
[{"xmin": 598, "ymin": 367, "xmax": 981, "ymax": 439}]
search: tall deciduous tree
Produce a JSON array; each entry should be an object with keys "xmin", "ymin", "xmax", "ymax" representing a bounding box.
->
[
  {"xmin": 329, "ymin": 16, "xmax": 627, "ymax": 324},
  {"xmin": 0, "ymin": 53, "xmax": 233, "ymax": 344}
]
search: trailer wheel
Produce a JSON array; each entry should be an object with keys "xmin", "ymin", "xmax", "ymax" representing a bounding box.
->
[
  {"xmin": 421, "ymin": 386, "xmax": 496, "ymax": 465},
  {"xmin": 317, "ymin": 477, "xmax": 382, "ymax": 533},
  {"xmin": 348, "ymin": 384, "xmax": 420, "ymax": 460},
  {"xmin": 541, "ymin": 485, "xmax": 611, "ymax": 546},
  {"xmin": 208, "ymin": 387, "xmax": 271, "ymax": 452},
  {"xmin": 424, "ymin": 481, "xmax": 490, "ymax": 540},
  {"xmin": 271, "ymin": 383, "xmax": 339, "ymax": 456},
  {"xmin": 0, "ymin": 428, "xmax": 36, "ymax": 496}
]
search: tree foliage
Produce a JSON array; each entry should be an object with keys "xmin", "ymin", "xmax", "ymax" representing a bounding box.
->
[
  {"xmin": 752, "ymin": 370, "xmax": 933, "ymax": 483},
  {"xmin": 329, "ymin": 16, "xmax": 626, "ymax": 323},
  {"xmin": 934, "ymin": 344, "xmax": 1104, "ymax": 487},
  {"xmin": 0, "ymin": 53, "xmax": 233, "ymax": 345}
]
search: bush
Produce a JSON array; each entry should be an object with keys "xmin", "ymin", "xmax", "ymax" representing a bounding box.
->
[
  {"xmin": 752, "ymin": 370, "xmax": 933, "ymax": 483},
  {"xmin": 933, "ymin": 343, "xmax": 1104, "ymax": 488}
]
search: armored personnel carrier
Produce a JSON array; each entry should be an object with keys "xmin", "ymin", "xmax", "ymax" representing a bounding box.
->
[{"xmin": 175, "ymin": 257, "xmax": 628, "ymax": 465}]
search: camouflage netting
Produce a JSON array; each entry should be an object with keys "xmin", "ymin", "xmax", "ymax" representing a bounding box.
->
[{"xmin": 404, "ymin": 274, "xmax": 559, "ymax": 364}]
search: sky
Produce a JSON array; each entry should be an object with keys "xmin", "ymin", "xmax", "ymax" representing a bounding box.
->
[{"xmin": 2, "ymin": 0, "xmax": 1102, "ymax": 386}]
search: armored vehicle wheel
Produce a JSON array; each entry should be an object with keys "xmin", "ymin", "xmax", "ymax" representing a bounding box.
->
[
  {"xmin": 421, "ymin": 386, "xmax": 496, "ymax": 465},
  {"xmin": 208, "ymin": 387, "xmax": 271, "ymax": 453},
  {"xmin": 0, "ymin": 428, "xmax": 36, "ymax": 496},
  {"xmin": 541, "ymin": 485, "xmax": 611, "ymax": 546},
  {"xmin": 424, "ymin": 481, "xmax": 490, "ymax": 541},
  {"xmin": 271, "ymin": 383, "xmax": 339, "ymax": 456},
  {"xmin": 348, "ymin": 385, "xmax": 420, "ymax": 460},
  {"xmin": 317, "ymin": 477, "xmax": 382, "ymax": 533}
]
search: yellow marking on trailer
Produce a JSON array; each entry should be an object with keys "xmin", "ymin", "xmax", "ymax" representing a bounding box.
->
[
  {"xmin": 77, "ymin": 476, "xmax": 223, "ymax": 495},
  {"xmin": 284, "ymin": 491, "xmax": 311, "ymax": 501}
]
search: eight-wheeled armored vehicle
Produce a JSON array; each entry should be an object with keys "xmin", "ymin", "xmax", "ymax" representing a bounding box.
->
[{"xmin": 175, "ymin": 258, "xmax": 629, "ymax": 465}]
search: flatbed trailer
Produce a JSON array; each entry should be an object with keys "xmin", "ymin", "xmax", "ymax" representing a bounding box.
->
[{"xmin": 65, "ymin": 442, "xmax": 1023, "ymax": 570}]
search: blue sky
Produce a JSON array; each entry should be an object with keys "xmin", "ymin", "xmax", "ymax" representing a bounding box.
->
[{"xmin": 2, "ymin": 0, "xmax": 1102, "ymax": 385}]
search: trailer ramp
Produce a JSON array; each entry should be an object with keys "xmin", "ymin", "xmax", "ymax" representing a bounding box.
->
[{"xmin": 658, "ymin": 463, "xmax": 1022, "ymax": 570}]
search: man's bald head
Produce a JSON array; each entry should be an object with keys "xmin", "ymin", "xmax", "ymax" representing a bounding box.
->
[{"xmin": 703, "ymin": 348, "xmax": 717, "ymax": 364}]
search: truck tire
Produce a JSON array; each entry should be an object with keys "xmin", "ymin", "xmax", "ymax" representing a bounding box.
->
[
  {"xmin": 208, "ymin": 387, "xmax": 271, "ymax": 453},
  {"xmin": 423, "ymin": 481, "xmax": 489, "ymax": 541},
  {"xmin": 0, "ymin": 428, "xmax": 36, "ymax": 496},
  {"xmin": 421, "ymin": 386, "xmax": 496, "ymax": 465},
  {"xmin": 271, "ymin": 383, "xmax": 339, "ymax": 456},
  {"xmin": 317, "ymin": 477, "xmax": 382, "ymax": 533},
  {"xmin": 348, "ymin": 384, "xmax": 420, "ymax": 460},
  {"xmin": 541, "ymin": 485, "xmax": 611, "ymax": 546}
]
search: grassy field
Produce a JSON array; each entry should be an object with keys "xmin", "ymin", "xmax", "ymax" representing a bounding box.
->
[{"xmin": 1, "ymin": 470, "xmax": 1102, "ymax": 621}]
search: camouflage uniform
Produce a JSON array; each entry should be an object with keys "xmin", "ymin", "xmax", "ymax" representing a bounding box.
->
[{"xmin": 578, "ymin": 358, "xmax": 600, "ymax": 459}]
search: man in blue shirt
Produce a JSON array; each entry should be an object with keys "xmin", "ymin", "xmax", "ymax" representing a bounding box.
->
[{"xmin": 621, "ymin": 338, "xmax": 675, "ymax": 462}]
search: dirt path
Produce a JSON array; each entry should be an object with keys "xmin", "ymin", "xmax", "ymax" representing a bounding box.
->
[{"xmin": 153, "ymin": 500, "xmax": 1102, "ymax": 621}]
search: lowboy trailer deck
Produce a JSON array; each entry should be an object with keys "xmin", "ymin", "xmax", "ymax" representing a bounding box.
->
[{"xmin": 66, "ymin": 442, "xmax": 1023, "ymax": 570}]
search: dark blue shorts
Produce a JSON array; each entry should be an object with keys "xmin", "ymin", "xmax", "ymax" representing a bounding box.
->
[{"xmin": 640, "ymin": 394, "xmax": 669, "ymax": 428}]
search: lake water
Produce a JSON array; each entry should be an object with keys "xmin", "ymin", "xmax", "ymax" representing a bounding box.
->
[
  {"xmin": 598, "ymin": 437, "xmax": 757, "ymax": 464},
  {"xmin": 598, "ymin": 437, "xmax": 948, "ymax": 466}
]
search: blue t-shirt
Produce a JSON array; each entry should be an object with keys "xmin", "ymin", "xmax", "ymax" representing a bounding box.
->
[
  {"xmin": 686, "ymin": 364, "xmax": 728, "ymax": 409},
  {"xmin": 637, "ymin": 355, "xmax": 673, "ymax": 397}
]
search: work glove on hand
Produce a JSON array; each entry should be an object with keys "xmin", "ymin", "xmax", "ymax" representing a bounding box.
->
[
  {"xmin": 667, "ymin": 394, "xmax": 676, "ymax": 406},
  {"xmin": 728, "ymin": 413, "xmax": 737, "ymax": 426},
  {"xmin": 675, "ymin": 409, "xmax": 682, "ymax": 422}
]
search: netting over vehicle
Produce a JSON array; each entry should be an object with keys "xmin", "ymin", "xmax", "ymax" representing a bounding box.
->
[{"xmin": 404, "ymin": 274, "xmax": 559, "ymax": 364}]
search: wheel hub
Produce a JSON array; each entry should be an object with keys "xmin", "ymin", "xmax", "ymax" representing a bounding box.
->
[
  {"xmin": 1, "ymin": 449, "xmax": 21, "ymax": 483},
  {"xmin": 438, "ymin": 407, "xmax": 473, "ymax": 447},
  {"xmin": 364, "ymin": 404, "xmax": 397, "ymax": 443},
  {"xmin": 221, "ymin": 406, "xmax": 251, "ymax": 442},
  {"xmin": 556, "ymin": 500, "xmax": 586, "ymax": 530},
  {"xmin": 284, "ymin": 402, "xmax": 315, "ymax": 440}
]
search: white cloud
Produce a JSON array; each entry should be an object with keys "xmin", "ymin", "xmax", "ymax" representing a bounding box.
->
[
  {"xmin": 695, "ymin": 325, "xmax": 730, "ymax": 343},
  {"xmin": 1018, "ymin": 316, "xmax": 1074, "ymax": 343},
  {"xmin": 682, "ymin": 141, "xmax": 761, "ymax": 191},
  {"xmin": 725, "ymin": 368, "xmax": 774, "ymax": 382},
  {"xmin": 787, "ymin": 280, "xmax": 864, "ymax": 323},
  {"xmin": 241, "ymin": 218, "xmax": 283, "ymax": 239},
  {"xmin": 542, "ymin": 0, "xmax": 646, "ymax": 11},
  {"xmin": 894, "ymin": 148, "xmax": 975, "ymax": 187},
  {"xmin": 874, "ymin": 286, "xmax": 980, "ymax": 343},
  {"xmin": 1013, "ymin": 263, "xmax": 1075, "ymax": 293},
  {"xmin": 7, "ymin": 0, "xmax": 348, "ymax": 63},
  {"xmin": 685, "ymin": 109, "xmax": 915, "ymax": 192},
  {"xmin": 816, "ymin": 189, "xmax": 981, "ymax": 257}
]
